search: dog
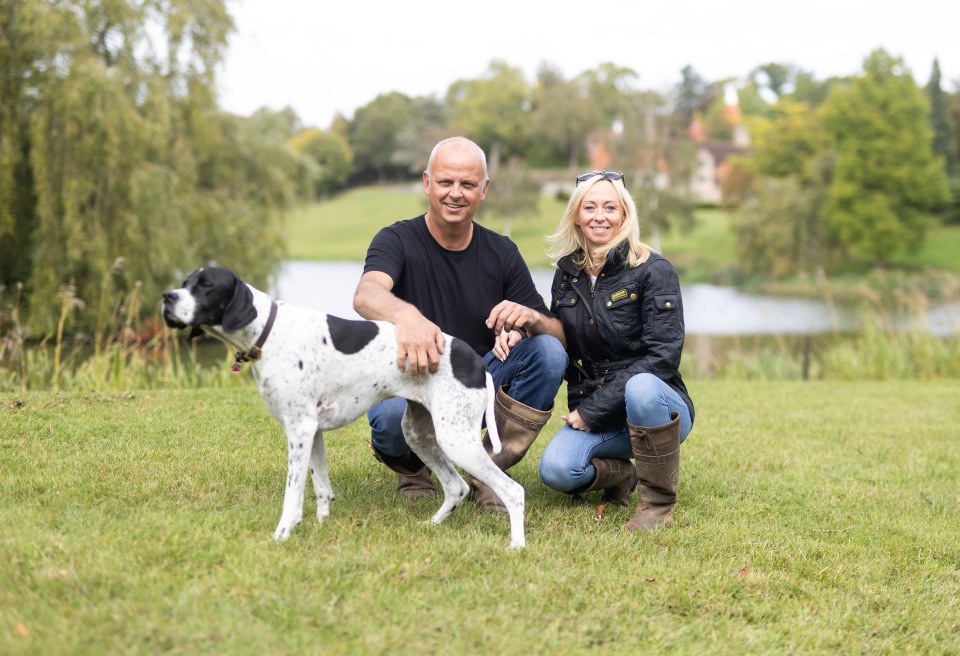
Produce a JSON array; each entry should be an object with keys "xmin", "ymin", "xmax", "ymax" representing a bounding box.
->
[{"xmin": 162, "ymin": 267, "xmax": 525, "ymax": 549}]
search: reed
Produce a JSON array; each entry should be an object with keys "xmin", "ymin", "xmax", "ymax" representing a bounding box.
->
[{"xmin": 2, "ymin": 266, "xmax": 958, "ymax": 391}]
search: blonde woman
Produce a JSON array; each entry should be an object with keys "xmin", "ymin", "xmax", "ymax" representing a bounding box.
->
[{"xmin": 537, "ymin": 171, "xmax": 694, "ymax": 531}]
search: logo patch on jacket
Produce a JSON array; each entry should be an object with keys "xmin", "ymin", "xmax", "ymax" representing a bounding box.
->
[{"xmin": 610, "ymin": 288, "xmax": 628, "ymax": 302}]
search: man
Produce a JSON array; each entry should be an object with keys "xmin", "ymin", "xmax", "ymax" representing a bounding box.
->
[{"xmin": 353, "ymin": 136, "xmax": 567, "ymax": 511}]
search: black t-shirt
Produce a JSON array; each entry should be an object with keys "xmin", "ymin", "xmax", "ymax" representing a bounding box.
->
[{"xmin": 363, "ymin": 214, "xmax": 551, "ymax": 355}]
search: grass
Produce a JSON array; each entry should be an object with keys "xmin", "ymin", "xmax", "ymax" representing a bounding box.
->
[
  {"xmin": 890, "ymin": 221, "xmax": 960, "ymax": 270},
  {"xmin": 3, "ymin": 380, "xmax": 959, "ymax": 654},
  {"xmin": 283, "ymin": 185, "xmax": 960, "ymax": 279},
  {"xmin": 284, "ymin": 185, "xmax": 727, "ymax": 274}
]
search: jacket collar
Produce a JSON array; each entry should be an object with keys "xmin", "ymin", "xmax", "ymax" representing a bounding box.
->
[{"xmin": 558, "ymin": 242, "xmax": 632, "ymax": 277}]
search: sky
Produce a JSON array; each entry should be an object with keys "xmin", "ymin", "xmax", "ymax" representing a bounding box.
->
[{"xmin": 217, "ymin": 0, "xmax": 959, "ymax": 129}]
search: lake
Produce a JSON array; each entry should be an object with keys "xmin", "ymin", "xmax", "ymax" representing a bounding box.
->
[{"xmin": 272, "ymin": 260, "xmax": 959, "ymax": 337}]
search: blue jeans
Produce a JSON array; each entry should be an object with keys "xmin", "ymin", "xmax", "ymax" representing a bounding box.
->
[
  {"xmin": 538, "ymin": 373, "xmax": 693, "ymax": 494},
  {"xmin": 368, "ymin": 334, "xmax": 567, "ymax": 458}
]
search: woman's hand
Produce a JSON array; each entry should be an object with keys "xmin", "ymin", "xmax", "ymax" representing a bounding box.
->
[
  {"xmin": 492, "ymin": 328, "xmax": 523, "ymax": 361},
  {"xmin": 561, "ymin": 409, "xmax": 591, "ymax": 431}
]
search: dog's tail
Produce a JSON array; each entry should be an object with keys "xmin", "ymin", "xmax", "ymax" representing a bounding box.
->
[{"xmin": 484, "ymin": 371, "xmax": 501, "ymax": 454}]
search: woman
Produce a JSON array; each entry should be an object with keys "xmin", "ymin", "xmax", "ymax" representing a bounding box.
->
[{"xmin": 537, "ymin": 170, "xmax": 694, "ymax": 532}]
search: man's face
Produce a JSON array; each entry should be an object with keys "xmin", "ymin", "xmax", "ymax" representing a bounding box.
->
[{"xmin": 423, "ymin": 144, "xmax": 489, "ymax": 228}]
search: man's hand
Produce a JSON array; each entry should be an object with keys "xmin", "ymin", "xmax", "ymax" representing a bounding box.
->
[
  {"xmin": 394, "ymin": 313, "xmax": 446, "ymax": 374},
  {"xmin": 486, "ymin": 300, "xmax": 539, "ymax": 336},
  {"xmin": 485, "ymin": 299, "xmax": 567, "ymax": 347},
  {"xmin": 354, "ymin": 271, "xmax": 445, "ymax": 374}
]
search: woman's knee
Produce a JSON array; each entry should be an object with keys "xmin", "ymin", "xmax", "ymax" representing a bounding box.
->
[
  {"xmin": 625, "ymin": 373, "xmax": 661, "ymax": 409},
  {"xmin": 625, "ymin": 373, "xmax": 677, "ymax": 427},
  {"xmin": 538, "ymin": 430, "xmax": 588, "ymax": 493}
]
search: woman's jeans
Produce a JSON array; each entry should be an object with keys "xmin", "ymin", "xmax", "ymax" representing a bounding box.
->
[
  {"xmin": 538, "ymin": 373, "xmax": 693, "ymax": 494},
  {"xmin": 368, "ymin": 334, "xmax": 567, "ymax": 458}
]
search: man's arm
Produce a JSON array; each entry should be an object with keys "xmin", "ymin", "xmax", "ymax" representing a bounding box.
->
[{"xmin": 353, "ymin": 271, "xmax": 445, "ymax": 374}]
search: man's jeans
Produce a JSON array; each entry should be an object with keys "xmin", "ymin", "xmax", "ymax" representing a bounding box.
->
[
  {"xmin": 368, "ymin": 334, "xmax": 567, "ymax": 458},
  {"xmin": 538, "ymin": 373, "xmax": 693, "ymax": 493}
]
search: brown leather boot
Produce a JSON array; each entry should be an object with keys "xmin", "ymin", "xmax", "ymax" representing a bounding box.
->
[
  {"xmin": 370, "ymin": 443, "xmax": 438, "ymax": 499},
  {"xmin": 469, "ymin": 385, "xmax": 552, "ymax": 513},
  {"xmin": 582, "ymin": 458, "xmax": 635, "ymax": 507},
  {"xmin": 396, "ymin": 468, "xmax": 438, "ymax": 499},
  {"xmin": 625, "ymin": 412, "xmax": 680, "ymax": 532}
]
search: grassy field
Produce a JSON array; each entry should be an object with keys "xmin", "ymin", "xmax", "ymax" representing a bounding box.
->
[
  {"xmin": 284, "ymin": 186, "xmax": 736, "ymax": 277},
  {"xmin": 3, "ymin": 380, "xmax": 959, "ymax": 654},
  {"xmin": 284, "ymin": 185, "xmax": 960, "ymax": 279}
]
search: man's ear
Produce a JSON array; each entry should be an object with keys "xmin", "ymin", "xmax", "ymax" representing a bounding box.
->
[{"xmin": 221, "ymin": 275, "xmax": 257, "ymax": 332}]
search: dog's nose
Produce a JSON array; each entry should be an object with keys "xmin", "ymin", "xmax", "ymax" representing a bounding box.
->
[{"xmin": 162, "ymin": 291, "xmax": 179, "ymax": 302}]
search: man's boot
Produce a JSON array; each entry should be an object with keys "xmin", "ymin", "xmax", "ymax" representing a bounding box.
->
[
  {"xmin": 625, "ymin": 412, "xmax": 680, "ymax": 532},
  {"xmin": 582, "ymin": 458, "xmax": 636, "ymax": 507},
  {"xmin": 469, "ymin": 385, "xmax": 552, "ymax": 513},
  {"xmin": 370, "ymin": 443, "xmax": 437, "ymax": 500}
]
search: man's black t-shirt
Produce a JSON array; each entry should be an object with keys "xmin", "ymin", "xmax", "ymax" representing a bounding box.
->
[{"xmin": 363, "ymin": 214, "xmax": 551, "ymax": 356}]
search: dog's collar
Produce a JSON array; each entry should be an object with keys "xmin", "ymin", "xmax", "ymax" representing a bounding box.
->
[{"xmin": 232, "ymin": 300, "xmax": 278, "ymax": 373}]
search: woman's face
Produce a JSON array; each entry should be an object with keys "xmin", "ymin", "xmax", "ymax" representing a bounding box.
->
[{"xmin": 576, "ymin": 180, "xmax": 624, "ymax": 254}]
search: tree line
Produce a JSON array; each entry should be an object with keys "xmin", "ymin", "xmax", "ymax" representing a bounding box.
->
[{"xmin": 1, "ymin": 0, "xmax": 957, "ymax": 336}]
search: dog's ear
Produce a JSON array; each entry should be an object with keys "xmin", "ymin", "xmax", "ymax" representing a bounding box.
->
[{"xmin": 221, "ymin": 275, "xmax": 257, "ymax": 332}]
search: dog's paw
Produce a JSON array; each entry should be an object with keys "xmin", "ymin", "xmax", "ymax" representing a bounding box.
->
[
  {"xmin": 272, "ymin": 522, "xmax": 297, "ymax": 542},
  {"xmin": 315, "ymin": 495, "xmax": 332, "ymax": 523}
]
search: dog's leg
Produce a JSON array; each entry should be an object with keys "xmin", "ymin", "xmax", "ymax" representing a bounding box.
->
[
  {"xmin": 401, "ymin": 402, "xmax": 469, "ymax": 523},
  {"xmin": 437, "ymin": 415, "xmax": 527, "ymax": 550},
  {"xmin": 309, "ymin": 429, "xmax": 334, "ymax": 523},
  {"xmin": 273, "ymin": 414, "xmax": 318, "ymax": 541}
]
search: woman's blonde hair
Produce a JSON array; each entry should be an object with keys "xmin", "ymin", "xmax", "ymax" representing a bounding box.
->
[{"xmin": 546, "ymin": 174, "xmax": 652, "ymax": 270}]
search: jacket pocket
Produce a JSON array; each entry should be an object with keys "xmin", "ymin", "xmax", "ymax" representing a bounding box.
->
[
  {"xmin": 654, "ymin": 293, "xmax": 682, "ymax": 334},
  {"xmin": 552, "ymin": 289, "xmax": 580, "ymax": 312}
]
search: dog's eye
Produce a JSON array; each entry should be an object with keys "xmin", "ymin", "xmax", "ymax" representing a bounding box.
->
[{"xmin": 198, "ymin": 280, "xmax": 213, "ymax": 288}]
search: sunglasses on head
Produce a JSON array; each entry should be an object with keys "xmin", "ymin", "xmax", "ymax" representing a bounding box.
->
[{"xmin": 575, "ymin": 170, "xmax": 625, "ymax": 185}]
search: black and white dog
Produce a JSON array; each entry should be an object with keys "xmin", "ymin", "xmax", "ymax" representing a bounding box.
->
[{"xmin": 162, "ymin": 267, "xmax": 525, "ymax": 548}]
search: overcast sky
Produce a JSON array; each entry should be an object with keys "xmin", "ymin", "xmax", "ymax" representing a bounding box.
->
[{"xmin": 217, "ymin": 0, "xmax": 959, "ymax": 129}]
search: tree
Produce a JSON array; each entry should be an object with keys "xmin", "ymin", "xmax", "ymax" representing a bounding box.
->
[
  {"xmin": 730, "ymin": 153, "xmax": 834, "ymax": 277},
  {"xmin": 348, "ymin": 92, "xmax": 416, "ymax": 183},
  {"xmin": 820, "ymin": 50, "xmax": 950, "ymax": 266},
  {"xmin": 610, "ymin": 91, "xmax": 696, "ymax": 250},
  {"xmin": 747, "ymin": 99, "xmax": 830, "ymax": 180},
  {"xmin": 926, "ymin": 58, "xmax": 960, "ymax": 223},
  {"xmin": 446, "ymin": 60, "xmax": 530, "ymax": 176},
  {"xmin": 926, "ymin": 58, "xmax": 958, "ymax": 177},
  {"xmin": 480, "ymin": 156, "xmax": 539, "ymax": 237},
  {"xmin": 526, "ymin": 67, "xmax": 594, "ymax": 168},
  {"xmin": 0, "ymin": 0, "xmax": 299, "ymax": 334},
  {"xmin": 674, "ymin": 65, "xmax": 708, "ymax": 127},
  {"xmin": 748, "ymin": 62, "xmax": 799, "ymax": 100},
  {"xmin": 390, "ymin": 97, "xmax": 450, "ymax": 177},
  {"xmin": 289, "ymin": 128, "xmax": 354, "ymax": 198},
  {"xmin": 726, "ymin": 93, "xmax": 838, "ymax": 277}
]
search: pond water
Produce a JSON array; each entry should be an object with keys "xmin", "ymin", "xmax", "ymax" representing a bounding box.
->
[
  {"xmin": 272, "ymin": 260, "xmax": 958, "ymax": 337},
  {"xmin": 272, "ymin": 260, "xmax": 960, "ymax": 336}
]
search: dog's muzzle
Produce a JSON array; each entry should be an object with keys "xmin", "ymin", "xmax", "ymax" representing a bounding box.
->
[{"xmin": 161, "ymin": 291, "xmax": 188, "ymax": 329}]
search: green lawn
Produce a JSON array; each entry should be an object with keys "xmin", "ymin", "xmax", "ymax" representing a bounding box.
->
[
  {"xmin": 890, "ymin": 221, "xmax": 960, "ymax": 270},
  {"xmin": 283, "ymin": 185, "xmax": 960, "ymax": 281},
  {"xmin": 283, "ymin": 186, "xmax": 734, "ymax": 275},
  {"xmin": 3, "ymin": 380, "xmax": 958, "ymax": 654}
]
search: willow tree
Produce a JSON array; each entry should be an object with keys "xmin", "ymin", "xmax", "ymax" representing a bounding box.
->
[{"xmin": 1, "ymin": 0, "xmax": 298, "ymax": 334}]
